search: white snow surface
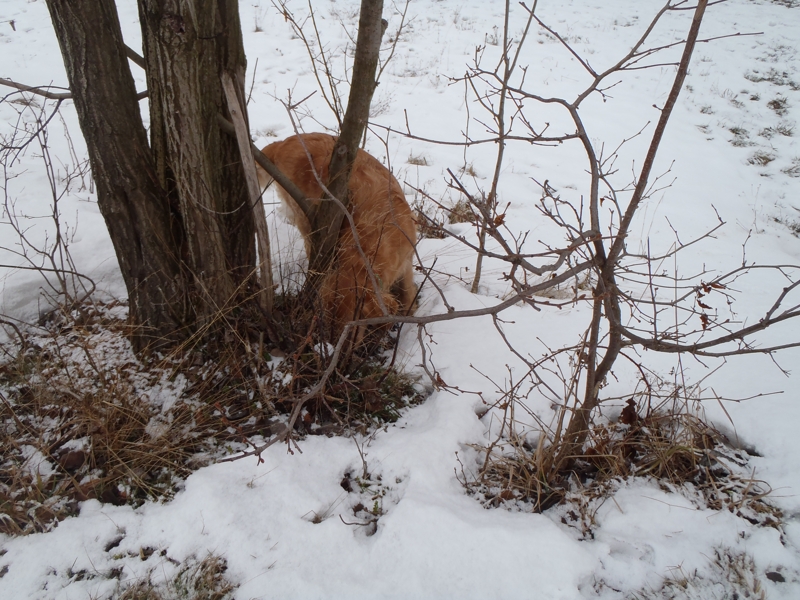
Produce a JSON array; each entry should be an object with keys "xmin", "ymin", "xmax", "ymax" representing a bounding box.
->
[{"xmin": 1, "ymin": 0, "xmax": 800, "ymax": 598}]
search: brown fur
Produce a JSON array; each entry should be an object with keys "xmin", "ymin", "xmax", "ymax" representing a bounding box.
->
[{"xmin": 257, "ymin": 133, "xmax": 417, "ymax": 336}]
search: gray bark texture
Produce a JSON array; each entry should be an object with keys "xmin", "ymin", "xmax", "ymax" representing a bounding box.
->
[
  {"xmin": 45, "ymin": 0, "xmax": 190, "ymax": 352},
  {"xmin": 138, "ymin": 0, "xmax": 257, "ymax": 326},
  {"xmin": 46, "ymin": 0, "xmax": 268, "ymax": 352}
]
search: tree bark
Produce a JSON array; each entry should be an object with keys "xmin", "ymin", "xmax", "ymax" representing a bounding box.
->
[
  {"xmin": 138, "ymin": 0, "xmax": 257, "ymax": 327},
  {"xmin": 45, "ymin": 0, "xmax": 190, "ymax": 352},
  {"xmin": 306, "ymin": 0, "xmax": 386, "ymax": 282}
]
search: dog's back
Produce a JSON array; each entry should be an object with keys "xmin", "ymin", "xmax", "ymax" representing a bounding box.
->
[{"xmin": 258, "ymin": 133, "xmax": 417, "ymax": 334}]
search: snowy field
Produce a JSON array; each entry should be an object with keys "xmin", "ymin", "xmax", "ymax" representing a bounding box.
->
[{"xmin": 2, "ymin": 0, "xmax": 800, "ymax": 598}]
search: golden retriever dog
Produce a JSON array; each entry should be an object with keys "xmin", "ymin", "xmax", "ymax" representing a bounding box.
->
[{"xmin": 257, "ymin": 133, "xmax": 416, "ymax": 338}]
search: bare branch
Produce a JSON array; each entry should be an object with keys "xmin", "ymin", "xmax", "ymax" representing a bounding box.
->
[
  {"xmin": 124, "ymin": 45, "xmax": 145, "ymax": 69},
  {"xmin": 216, "ymin": 113, "xmax": 314, "ymax": 220},
  {"xmin": 349, "ymin": 259, "xmax": 594, "ymax": 328},
  {"xmin": 0, "ymin": 76, "xmax": 148, "ymax": 101},
  {"xmin": 0, "ymin": 77, "xmax": 71, "ymax": 100},
  {"xmin": 221, "ymin": 73, "xmax": 274, "ymax": 313},
  {"xmin": 370, "ymin": 120, "xmax": 578, "ymax": 146},
  {"xmin": 606, "ymin": 0, "xmax": 710, "ymax": 270}
]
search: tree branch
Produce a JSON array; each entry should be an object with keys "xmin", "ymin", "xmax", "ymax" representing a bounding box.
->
[
  {"xmin": 124, "ymin": 44, "xmax": 145, "ymax": 69},
  {"xmin": 0, "ymin": 77, "xmax": 71, "ymax": 100},
  {"xmin": 307, "ymin": 0, "xmax": 386, "ymax": 282},
  {"xmin": 0, "ymin": 76, "xmax": 148, "ymax": 101},
  {"xmin": 216, "ymin": 114, "xmax": 314, "ymax": 221}
]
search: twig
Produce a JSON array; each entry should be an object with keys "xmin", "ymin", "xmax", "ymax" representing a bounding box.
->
[
  {"xmin": 0, "ymin": 77, "xmax": 71, "ymax": 100},
  {"xmin": 218, "ymin": 324, "xmax": 355, "ymax": 463}
]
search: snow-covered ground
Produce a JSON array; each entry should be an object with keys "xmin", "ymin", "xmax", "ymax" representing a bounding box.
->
[{"xmin": 2, "ymin": 0, "xmax": 800, "ymax": 598}]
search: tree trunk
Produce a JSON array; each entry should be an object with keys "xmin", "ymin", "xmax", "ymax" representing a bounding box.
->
[
  {"xmin": 138, "ymin": 0, "xmax": 257, "ymax": 328},
  {"xmin": 306, "ymin": 0, "xmax": 386, "ymax": 282},
  {"xmin": 45, "ymin": 0, "xmax": 190, "ymax": 352}
]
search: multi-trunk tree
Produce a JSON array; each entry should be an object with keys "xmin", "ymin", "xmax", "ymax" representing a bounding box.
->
[
  {"xmin": 45, "ymin": 0, "xmax": 260, "ymax": 352},
  {"xmin": 42, "ymin": 0, "xmax": 384, "ymax": 354}
]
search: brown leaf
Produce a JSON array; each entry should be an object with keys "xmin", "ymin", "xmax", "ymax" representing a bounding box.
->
[
  {"xmin": 499, "ymin": 489, "xmax": 515, "ymax": 501},
  {"xmin": 619, "ymin": 399, "xmax": 639, "ymax": 425},
  {"xmin": 58, "ymin": 450, "xmax": 87, "ymax": 472}
]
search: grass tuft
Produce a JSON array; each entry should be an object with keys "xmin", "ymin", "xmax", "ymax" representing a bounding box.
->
[
  {"xmin": 407, "ymin": 153, "xmax": 430, "ymax": 166},
  {"xmin": 767, "ymin": 95, "xmax": 790, "ymax": 116},
  {"xmin": 118, "ymin": 554, "xmax": 236, "ymax": 600},
  {"xmin": 447, "ymin": 198, "xmax": 476, "ymax": 224},
  {"xmin": 630, "ymin": 546, "xmax": 768, "ymax": 600},
  {"xmin": 728, "ymin": 126, "xmax": 753, "ymax": 147},
  {"xmin": 781, "ymin": 157, "xmax": 800, "ymax": 178},
  {"xmin": 748, "ymin": 151, "xmax": 776, "ymax": 166},
  {"xmin": 462, "ymin": 398, "xmax": 782, "ymax": 536},
  {"xmin": 744, "ymin": 68, "xmax": 800, "ymax": 90}
]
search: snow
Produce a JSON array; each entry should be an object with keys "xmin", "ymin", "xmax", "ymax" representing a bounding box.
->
[{"xmin": 2, "ymin": 0, "xmax": 800, "ymax": 598}]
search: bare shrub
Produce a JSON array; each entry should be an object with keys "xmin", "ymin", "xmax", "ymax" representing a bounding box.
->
[{"xmin": 363, "ymin": 0, "xmax": 798, "ymax": 527}]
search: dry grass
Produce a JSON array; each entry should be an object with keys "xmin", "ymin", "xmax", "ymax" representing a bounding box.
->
[
  {"xmin": 118, "ymin": 554, "xmax": 236, "ymax": 600},
  {"xmin": 744, "ymin": 68, "xmax": 800, "ymax": 90},
  {"xmin": 782, "ymin": 157, "xmax": 800, "ymax": 178},
  {"xmin": 630, "ymin": 546, "xmax": 769, "ymax": 600},
  {"xmin": 759, "ymin": 122, "xmax": 795, "ymax": 138},
  {"xmin": 0, "ymin": 303, "xmax": 224, "ymax": 534},
  {"xmin": 748, "ymin": 150, "xmax": 776, "ymax": 166},
  {"xmin": 407, "ymin": 153, "xmax": 429, "ymax": 166},
  {"xmin": 407, "ymin": 189, "xmax": 479, "ymax": 239},
  {"xmin": 447, "ymin": 198, "xmax": 477, "ymax": 224},
  {"xmin": 767, "ymin": 95, "xmax": 790, "ymax": 116},
  {"xmin": 0, "ymin": 299, "xmax": 425, "ymax": 536},
  {"xmin": 268, "ymin": 289, "xmax": 427, "ymax": 431},
  {"xmin": 462, "ymin": 398, "xmax": 782, "ymax": 536},
  {"xmin": 411, "ymin": 197, "xmax": 447, "ymax": 239},
  {"xmin": 728, "ymin": 126, "xmax": 752, "ymax": 147}
]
